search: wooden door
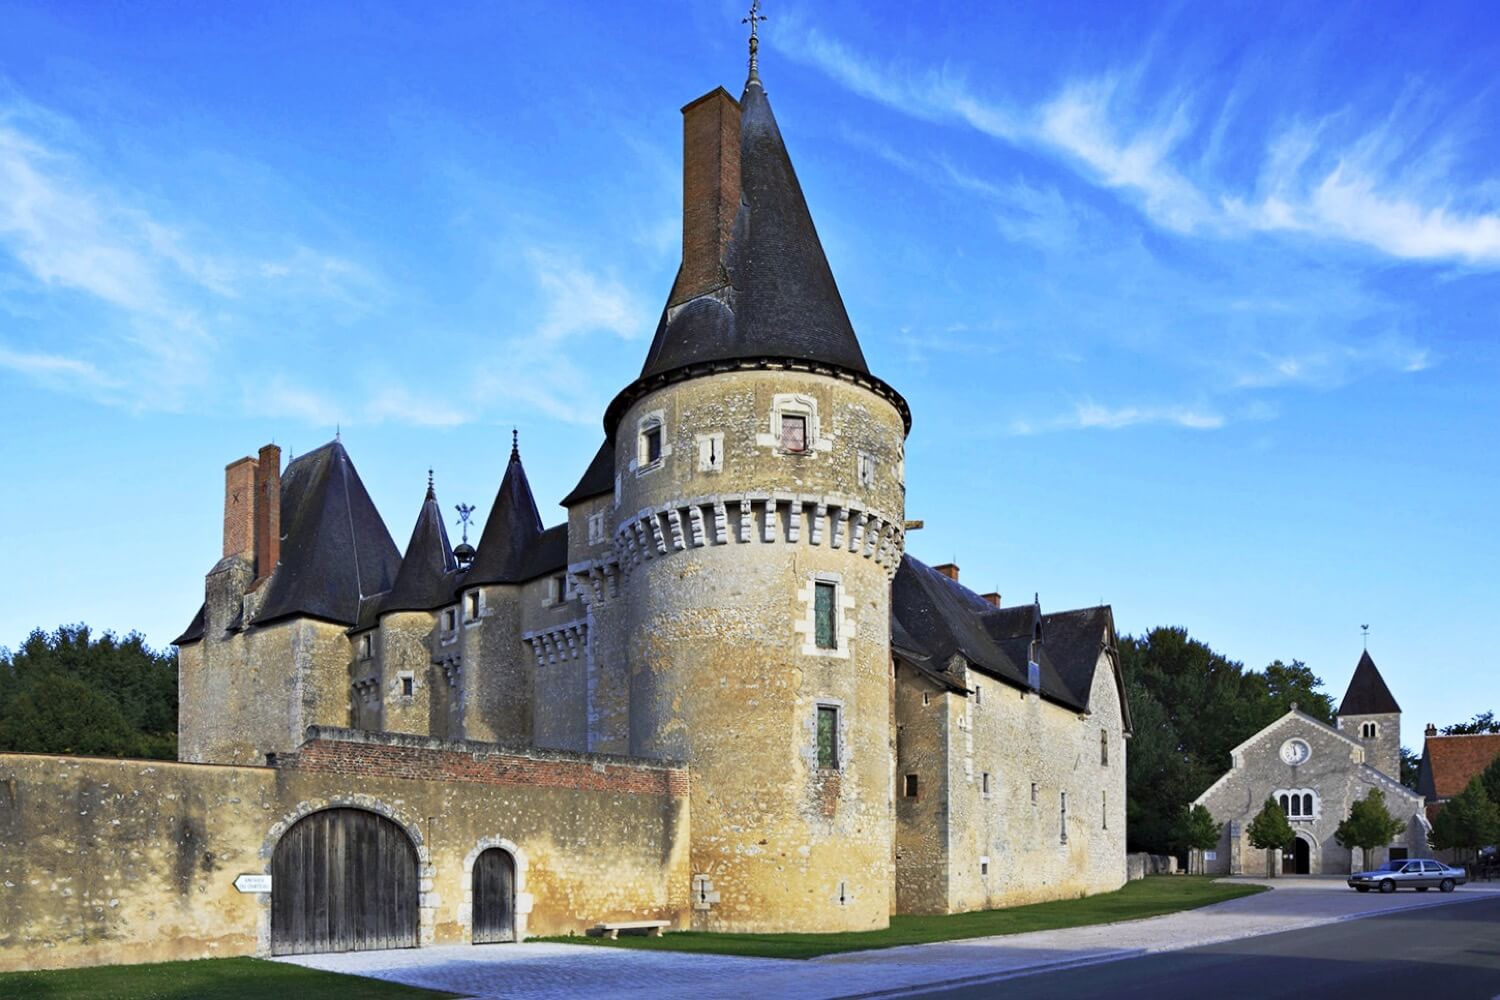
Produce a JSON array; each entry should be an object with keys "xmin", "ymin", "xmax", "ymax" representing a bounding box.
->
[
  {"xmin": 472, "ymin": 848, "xmax": 516, "ymax": 944},
  {"xmin": 271, "ymin": 808, "xmax": 419, "ymax": 956}
]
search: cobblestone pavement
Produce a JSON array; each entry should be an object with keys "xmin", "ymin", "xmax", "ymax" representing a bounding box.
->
[{"xmin": 277, "ymin": 880, "xmax": 1500, "ymax": 999}]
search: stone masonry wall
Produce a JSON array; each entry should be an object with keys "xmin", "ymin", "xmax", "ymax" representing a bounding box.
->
[{"xmin": 0, "ymin": 731, "xmax": 690, "ymax": 972}]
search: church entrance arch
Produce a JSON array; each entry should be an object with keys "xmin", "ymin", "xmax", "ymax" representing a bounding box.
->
[
  {"xmin": 270, "ymin": 807, "xmax": 419, "ymax": 956},
  {"xmin": 472, "ymin": 848, "xmax": 517, "ymax": 943},
  {"xmin": 1281, "ymin": 834, "xmax": 1312, "ymax": 875}
]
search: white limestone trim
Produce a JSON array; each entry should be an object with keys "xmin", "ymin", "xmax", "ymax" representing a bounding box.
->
[
  {"xmin": 610, "ymin": 492, "xmax": 905, "ymax": 581},
  {"xmin": 459, "ymin": 837, "xmax": 530, "ymax": 943},
  {"xmin": 795, "ymin": 571, "xmax": 853, "ymax": 659},
  {"xmin": 757, "ymin": 392, "xmax": 834, "ymax": 454},
  {"xmin": 696, "ymin": 432, "xmax": 725, "ymax": 473},
  {"xmin": 631, "ymin": 409, "xmax": 670, "ymax": 476},
  {"xmin": 257, "ymin": 796, "xmax": 436, "ymax": 955},
  {"xmin": 523, "ymin": 620, "xmax": 588, "ymax": 667}
]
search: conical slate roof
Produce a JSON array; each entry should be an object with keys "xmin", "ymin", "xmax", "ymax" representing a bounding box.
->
[
  {"xmin": 382, "ymin": 478, "xmax": 459, "ymax": 615},
  {"xmin": 460, "ymin": 439, "xmax": 544, "ymax": 589},
  {"xmin": 1338, "ymin": 650, "xmax": 1402, "ymax": 715},
  {"xmin": 256, "ymin": 440, "xmax": 402, "ymax": 627},
  {"xmin": 561, "ymin": 440, "xmax": 613, "ymax": 506},
  {"xmin": 606, "ymin": 75, "xmax": 908, "ymax": 434}
]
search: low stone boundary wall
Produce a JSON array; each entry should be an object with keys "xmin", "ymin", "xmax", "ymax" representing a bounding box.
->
[
  {"xmin": 1127, "ymin": 852, "xmax": 1179, "ymax": 880},
  {"xmin": 0, "ymin": 729, "xmax": 690, "ymax": 971}
]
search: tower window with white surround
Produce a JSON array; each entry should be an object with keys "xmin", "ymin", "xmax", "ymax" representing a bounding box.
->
[
  {"xmin": 781, "ymin": 413, "xmax": 807, "ymax": 452},
  {"xmin": 814, "ymin": 581, "xmax": 837, "ymax": 649}
]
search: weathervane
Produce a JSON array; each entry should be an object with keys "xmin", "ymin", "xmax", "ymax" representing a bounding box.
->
[
  {"xmin": 1360, "ymin": 624, "xmax": 1370, "ymax": 650},
  {"xmin": 743, "ymin": 0, "xmax": 767, "ymax": 85},
  {"xmin": 455, "ymin": 502, "xmax": 476, "ymax": 545}
]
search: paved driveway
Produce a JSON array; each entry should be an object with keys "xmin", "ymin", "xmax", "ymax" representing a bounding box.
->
[{"xmin": 278, "ymin": 879, "xmax": 1500, "ymax": 1000}]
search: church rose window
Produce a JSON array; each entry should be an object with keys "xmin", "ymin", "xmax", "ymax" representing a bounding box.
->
[
  {"xmin": 816, "ymin": 705, "xmax": 839, "ymax": 769},
  {"xmin": 814, "ymin": 581, "xmax": 837, "ymax": 649}
]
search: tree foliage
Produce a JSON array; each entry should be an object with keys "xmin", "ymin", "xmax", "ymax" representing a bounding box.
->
[
  {"xmin": 1430, "ymin": 777, "xmax": 1500, "ymax": 858},
  {"xmin": 1334, "ymin": 789, "xmax": 1404, "ymax": 859},
  {"xmin": 0, "ymin": 624, "xmax": 177, "ymax": 759},
  {"xmin": 1247, "ymin": 798, "xmax": 1295, "ymax": 876},
  {"xmin": 1120, "ymin": 627, "xmax": 1334, "ymax": 852},
  {"xmin": 1442, "ymin": 711, "xmax": 1500, "ymax": 735},
  {"xmin": 1481, "ymin": 755, "xmax": 1500, "ymax": 812},
  {"xmin": 1399, "ymin": 746, "xmax": 1421, "ymax": 790},
  {"xmin": 1176, "ymin": 803, "xmax": 1221, "ymax": 853}
]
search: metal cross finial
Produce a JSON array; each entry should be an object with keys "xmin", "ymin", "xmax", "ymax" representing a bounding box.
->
[
  {"xmin": 1361, "ymin": 624, "xmax": 1370, "ymax": 650},
  {"xmin": 743, "ymin": 0, "xmax": 767, "ymax": 86},
  {"xmin": 455, "ymin": 502, "xmax": 476, "ymax": 545}
]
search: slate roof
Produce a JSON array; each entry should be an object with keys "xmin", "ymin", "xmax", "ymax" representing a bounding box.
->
[
  {"xmin": 1418, "ymin": 733, "xmax": 1500, "ymax": 801},
  {"xmin": 561, "ymin": 440, "xmax": 613, "ymax": 507},
  {"xmin": 380, "ymin": 480, "xmax": 459, "ymax": 616},
  {"xmin": 1337, "ymin": 651, "xmax": 1402, "ymax": 716},
  {"xmin": 459, "ymin": 442, "xmax": 544, "ymax": 590},
  {"xmin": 172, "ymin": 603, "xmax": 206, "ymax": 645},
  {"xmin": 605, "ymin": 75, "xmax": 909, "ymax": 435},
  {"xmin": 255, "ymin": 441, "xmax": 402, "ymax": 628},
  {"xmin": 889, "ymin": 555, "xmax": 1103, "ymax": 714}
]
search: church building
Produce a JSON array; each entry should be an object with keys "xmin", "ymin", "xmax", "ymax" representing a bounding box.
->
[
  {"xmin": 1194, "ymin": 652, "xmax": 1427, "ymax": 875},
  {"xmin": 0, "ymin": 44, "xmax": 1129, "ymax": 971}
]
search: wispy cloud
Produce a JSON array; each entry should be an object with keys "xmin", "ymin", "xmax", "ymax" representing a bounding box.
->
[
  {"xmin": 780, "ymin": 24, "xmax": 1500, "ymax": 265},
  {"xmin": 0, "ymin": 345, "xmax": 120, "ymax": 390},
  {"xmin": 1010, "ymin": 400, "xmax": 1225, "ymax": 435},
  {"xmin": 528, "ymin": 249, "xmax": 649, "ymax": 342}
]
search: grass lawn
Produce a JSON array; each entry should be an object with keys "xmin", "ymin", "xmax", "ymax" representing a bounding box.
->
[
  {"xmin": 0, "ymin": 956, "xmax": 460, "ymax": 1000},
  {"xmin": 538, "ymin": 876, "xmax": 1268, "ymax": 960}
]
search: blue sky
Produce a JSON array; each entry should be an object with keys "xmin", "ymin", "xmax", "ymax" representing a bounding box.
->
[{"xmin": 1, "ymin": 2, "xmax": 1495, "ymax": 742}]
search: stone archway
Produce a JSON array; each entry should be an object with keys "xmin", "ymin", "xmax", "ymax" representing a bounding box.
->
[{"xmin": 461, "ymin": 837, "xmax": 531, "ymax": 943}]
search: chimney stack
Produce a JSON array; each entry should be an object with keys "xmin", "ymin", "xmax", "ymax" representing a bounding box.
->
[
  {"xmin": 981, "ymin": 592, "xmax": 1002, "ymax": 608},
  {"xmin": 223, "ymin": 456, "xmax": 258, "ymax": 560},
  {"xmin": 669, "ymin": 88, "xmax": 741, "ymax": 308},
  {"xmin": 252, "ymin": 443, "xmax": 282, "ymax": 586},
  {"xmin": 1424, "ymin": 723, "xmax": 1437, "ymax": 738},
  {"xmin": 934, "ymin": 563, "xmax": 960, "ymax": 582}
]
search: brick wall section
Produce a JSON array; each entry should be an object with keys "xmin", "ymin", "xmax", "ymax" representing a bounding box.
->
[
  {"xmin": 274, "ymin": 727, "xmax": 689, "ymax": 798},
  {"xmin": 223, "ymin": 456, "xmax": 258, "ymax": 559},
  {"xmin": 252, "ymin": 443, "xmax": 281, "ymax": 584},
  {"xmin": 669, "ymin": 87, "xmax": 740, "ymax": 307}
]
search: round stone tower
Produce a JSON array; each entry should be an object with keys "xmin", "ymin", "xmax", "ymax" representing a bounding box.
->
[{"xmin": 604, "ymin": 71, "xmax": 909, "ymax": 933}]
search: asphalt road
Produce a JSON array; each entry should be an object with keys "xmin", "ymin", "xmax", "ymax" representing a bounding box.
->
[{"xmin": 907, "ymin": 895, "xmax": 1500, "ymax": 1000}]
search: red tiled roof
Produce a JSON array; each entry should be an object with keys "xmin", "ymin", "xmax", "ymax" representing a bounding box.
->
[{"xmin": 1424, "ymin": 733, "xmax": 1500, "ymax": 800}]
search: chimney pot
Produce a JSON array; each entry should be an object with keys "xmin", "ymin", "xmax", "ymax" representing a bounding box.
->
[
  {"xmin": 253, "ymin": 443, "xmax": 282, "ymax": 586},
  {"xmin": 934, "ymin": 563, "xmax": 960, "ymax": 582},
  {"xmin": 670, "ymin": 88, "xmax": 741, "ymax": 308},
  {"xmin": 981, "ymin": 592, "xmax": 1002, "ymax": 608},
  {"xmin": 1424, "ymin": 723, "xmax": 1437, "ymax": 737}
]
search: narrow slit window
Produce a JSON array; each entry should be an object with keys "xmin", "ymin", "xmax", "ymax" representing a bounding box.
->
[
  {"xmin": 1060, "ymin": 791, "xmax": 1068, "ymax": 843},
  {"xmin": 553, "ymin": 574, "xmax": 568, "ymax": 603},
  {"xmin": 1031, "ymin": 782, "xmax": 1039, "ymax": 804},
  {"xmin": 814, "ymin": 581, "xmax": 837, "ymax": 650},
  {"xmin": 982, "ymin": 772, "xmax": 991, "ymax": 795},
  {"xmin": 980, "ymin": 858, "xmax": 989, "ymax": 876},
  {"xmin": 974, "ymin": 684, "xmax": 982, "ymax": 706},
  {"xmin": 466, "ymin": 591, "xmax": 480, "ymax": 620},
  {"xmin": 781, "ymin": 413, "xmax": 807, "ymax": 453},
  {"xmin": 1103, "ymin": 790, "xmax": 1108, "ymax": 829},
  {"xmin": 1101, "ymin": 730, "xmax": 1109, "ymax": 766},
  {"xmin": 445, "ymin": 608, "xmax": 456, "ymax": 631},
  {"xmin": 817, "ymin": 705, "xmax": 839, "ymax": 769},
  {"xmin": 904, "ymin": 774, "xmax": 919, "ymax": 797}
]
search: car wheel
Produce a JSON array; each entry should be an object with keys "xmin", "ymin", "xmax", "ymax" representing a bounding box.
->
[
  {"xmin": 1355, "ymin": 886, "xmax": 1370, "ymax": 892},
  {"xmin": 1380, "ymin": 879, "xmax": 1396, "ymax": 894},
  {"xmin": 1440, "ymin": 879, "xmax": 1455, "ymax": 893}
]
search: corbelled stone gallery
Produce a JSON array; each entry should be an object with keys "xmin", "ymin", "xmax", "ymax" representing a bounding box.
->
[{"xmin": 0, "ymin": 48, "xmax": 1130, "ymax": 971}]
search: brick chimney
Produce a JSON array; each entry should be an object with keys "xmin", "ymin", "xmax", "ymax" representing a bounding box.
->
[
  {"xmin": 668, "ymin": 87, "xmax": 741, "ymax": 308},
  {"xmin": 1425, "ymin": 723, "xmax": 1437, "ymax": 738},
  {"xmin": 252, "ymin": 443, "xmax": 282, "ymax": 586},
  {"xmin": 223, "ymin": 456, "xmax": 258, "ymax": 560},
  {"xmin": 934, "ymin": 563, "xmax": 960, "ymax": 582},
  {"xmin": 981, "ymin": 592, "xmax": 1002, "ymax": 608}
]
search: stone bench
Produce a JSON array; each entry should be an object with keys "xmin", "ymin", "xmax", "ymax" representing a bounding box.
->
[{"xmin": 589, "ymin": 920, "xmax": 670, "ymax": 939}]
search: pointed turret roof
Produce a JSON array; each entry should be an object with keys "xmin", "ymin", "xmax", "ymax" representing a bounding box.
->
[
  {"xmin": 382, "ymin": 476, "xmax": 459, "ymax": 615},
  {"xmin": 605, "ymin": 71, "xmax": 908, "ymax": 435},
  {"xmin": 256, "ymin": 440, "xmax": 402, "ymax": 627},
  {"xmin": 561, "ymin": 440, "xmax": 614, "ymax": 507},
  {"xmin": 460, "ymin": 437, "xmax": 544, "ymax": 589},
  {"xmin": 1338, "ymin": 650, "xmax": 1402, "ymax": 716}
]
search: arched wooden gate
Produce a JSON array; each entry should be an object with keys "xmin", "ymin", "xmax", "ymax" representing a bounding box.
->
[
  {"xmin": 270, "ymin": 808, "xmax": 419, "ymax": 955},
  {"xmin": 472, "ymin": 847, "xmax": 517, "ymax": 943}
]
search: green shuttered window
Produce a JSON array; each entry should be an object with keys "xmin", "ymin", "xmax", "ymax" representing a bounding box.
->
[
  {"xmin": 817, "ymin": 705, "xmax": 839, "ymax": 769},
  {"xmin": 814, "ymin": 581, "xmax": 837, "ymax": 649}
]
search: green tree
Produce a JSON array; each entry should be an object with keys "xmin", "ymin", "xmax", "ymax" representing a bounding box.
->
[
  {"xmin": 1175, "ymin": 803, "xmax": 1221, "ymax": 873},
  {"xmin": 1247, "ymin": 798, "xmax": 1295, "ymax": 877},
  {"xmin": 1334, "ymin": 789, "xmax": 1405, "ymax": 873},
  {"xmin": 1442, "ymin": 711, "xmax": 1500, "ymax": 735},
  {"xmin": 1399, "ymin": 746, "xmax": 1421, "ymax": 790},
  {"xmin": 1481, "ymin": 755, "xmax": 1500, "ymax": 810},
  {"xmin": 0, "ymin": 624, "xmax": 177, "ymax": 759},
  {"xmin": 1430, "ymin": 777, "xmax": 1500, "ymax": 865}
]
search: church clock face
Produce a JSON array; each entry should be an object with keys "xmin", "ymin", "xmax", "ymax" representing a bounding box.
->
[{"xmin": 1280, "ymin": 738, "xmax": 1311, "ymax": 766}]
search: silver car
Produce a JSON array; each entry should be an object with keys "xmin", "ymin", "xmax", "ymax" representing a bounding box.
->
[{"xmin": 1347, "ymin": 858, "xmax": 1467, "ymax": 893}]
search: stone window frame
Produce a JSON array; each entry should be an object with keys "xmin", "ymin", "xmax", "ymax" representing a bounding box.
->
[
  {"xmin": 758, "ymin": 393, "xmax": 833, "ymax": 456},
  {"xmin": 459, "ymin": 836, "xmax": 533, "ymax": 943},
  {"xmin": 464, "ymin": 589, "xmax": 484, "ymax": 625},
  {"xmin": 696, "ymin": 431, "xmax": 725, "ymax": 473},
  {"xmin": 811, "ymin": 698, "xmax": 846, "ymax": 773},
  {"xmin": 632, "ymin": 409, "xmax": 670, "ymax": 476},
  {"xmin": 796, "ymin": 570, "xmax": 852, "ymax": 659},
  {"xmin": 1360, "ymin": 721, "xmax": 1379, "ymax": 739},
  {"xmin": 397, "ymin": 671, "xmax": 415, "ymax": 701},
  {"xmin": 857, "ymin": 450, "xmax": 877, "ymax": 488},
  {"xmin": 1275, "ymin": 787, "xmax": 1320, "ymax": 821}
]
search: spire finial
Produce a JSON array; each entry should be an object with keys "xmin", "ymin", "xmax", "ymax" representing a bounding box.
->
[
  {"xmin": 1361, "ymin": 624, "xmax": 1370, "ymax": 651},
  {"xmin": 335, "ymin": 423, "xmax": 341, "ymax": 442},
  {"xmin": 455, "ymin": 502, "xmax": 476, "ymax": 545},
  {"xmin": 511, "ymin": 427, "xmax": 519, "ymax": 458},
  {"xmin": 426, "ymin": 468, "xmax": 435, "ymax": 501},
  {"xmin": 743, "ymin": 0, "xmax": 767, "ymax": 87}
]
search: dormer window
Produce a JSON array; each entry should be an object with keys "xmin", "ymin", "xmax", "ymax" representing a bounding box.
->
[{"xmin": 781, "ymin": 414, "xmax": 807, "ymax": 453}]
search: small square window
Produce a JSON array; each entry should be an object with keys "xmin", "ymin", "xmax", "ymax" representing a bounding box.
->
[
  {"xmin": 641, "ymin": 424, "xmax": 663, "ymax": 465},
  {"xmin": 980, "ymin": 858, "xmax": 989, "ymax": 876},
  {"xmin": 904, "ymin": 774, "xmax": 919, "ymax": 798},
  {"xmin": 466, "ymin": 591, "xmax": 480, "ymax": 621},
  {"xmin": 781, "ymin": 414, "xmax": 807, "ymax": 453},
  {"xmin": 817, "ymin": 705, "xmax": 840, "ymax": 769},
  {"xmin": 814, "ymin": 581, "xmax": 837, "ymax": 650},
  {"xmin": 401, "ymin": 676, "xmax": 414, "ymax": 698}
]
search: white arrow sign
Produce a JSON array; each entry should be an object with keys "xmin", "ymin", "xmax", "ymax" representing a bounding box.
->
[{"xmin": 234, "ymin": 874, "xmax": 273, "ymax": 894}]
